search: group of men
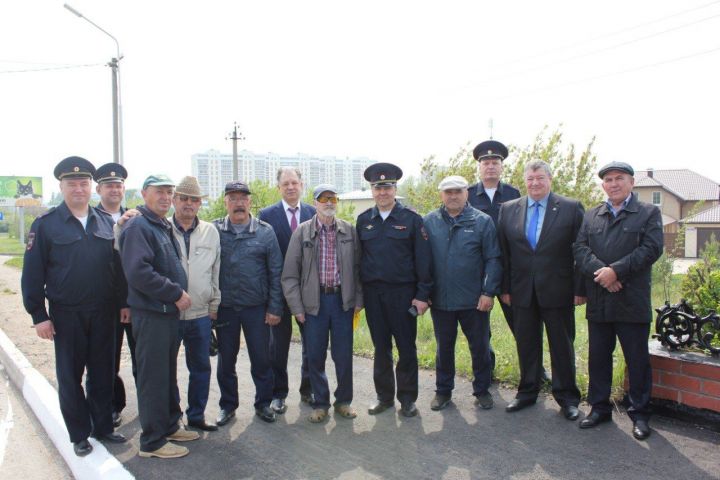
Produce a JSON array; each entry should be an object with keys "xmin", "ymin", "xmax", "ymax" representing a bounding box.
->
[{"xmin": 21, "ymin": 141, "xmax": 662, "ymax": 460}]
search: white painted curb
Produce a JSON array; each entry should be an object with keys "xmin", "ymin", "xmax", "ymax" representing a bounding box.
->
[{"xmin": 0, "ymin": 327, "xmax": 134, "ymax": 480}]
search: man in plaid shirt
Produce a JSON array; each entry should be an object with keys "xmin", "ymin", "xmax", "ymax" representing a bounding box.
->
[{"xmin": 281, "ymin": 184, "xmax": 364, "ymax": 423}]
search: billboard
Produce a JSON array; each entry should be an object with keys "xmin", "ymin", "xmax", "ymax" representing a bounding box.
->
[{"xmin": 0, "ymin": 176, "xmax": 43, "ymax": 207}]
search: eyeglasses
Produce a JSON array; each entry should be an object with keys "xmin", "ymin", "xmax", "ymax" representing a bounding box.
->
[
  {"xmin": 177, "ymin": 195, "xmax": 202, "ymax": 203},
  {"xmin": 317, "ymin": 196, "xmax": 338, "ymax": 204}
]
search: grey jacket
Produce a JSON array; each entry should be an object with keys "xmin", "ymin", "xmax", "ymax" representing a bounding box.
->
[{"xmin": 282, "ymin": 215, "xmax": 363, "ymax": 316}]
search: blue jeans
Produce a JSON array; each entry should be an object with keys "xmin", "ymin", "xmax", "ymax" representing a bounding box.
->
[
  {"xmin": 430, "ymin": 308, "xmax": 493, "ymax": 397},
  {"xmin": 304, "ymin": 292, "xmax": 354, "ymax": 409},
  {"xmin": 174, "ymin": 316, "xmax": 212, "ymax": 422},
  {"xmin": 216, "ymin": 305, "xmax": 273, "ymax": 410}
]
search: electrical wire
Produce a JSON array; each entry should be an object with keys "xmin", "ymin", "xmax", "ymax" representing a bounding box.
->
[{"xmin": 0, "ymin": 63, "xmax": 104, "ymax": 74}]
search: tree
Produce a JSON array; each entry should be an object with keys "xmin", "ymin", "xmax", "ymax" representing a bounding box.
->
[{"xmin": 400, "ymin": 126, "xmax": 603, "ymax": 216}]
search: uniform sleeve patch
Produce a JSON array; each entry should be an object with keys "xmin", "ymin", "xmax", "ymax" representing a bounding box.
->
[
  {"xmin": 26, "ymin": 232, "xmax": 35, "ymax": 251},
  {"xmin": 421, "ymin": 226, "xmax": 428, "ymax": 240}
]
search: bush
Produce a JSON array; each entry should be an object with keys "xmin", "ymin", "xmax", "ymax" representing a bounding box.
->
[{"xmin": 681, "ymin": 235, "xmax": 720, "ymax": 315}]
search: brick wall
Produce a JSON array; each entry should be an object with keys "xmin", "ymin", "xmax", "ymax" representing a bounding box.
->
[{"xmin": 641, "ymin": 341, "xmax": 720, "ymax": 413}]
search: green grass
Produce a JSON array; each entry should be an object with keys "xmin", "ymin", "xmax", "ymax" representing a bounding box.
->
[
  {"xmin": 292, "ymin": 275, "xmax": 682, "ymax": 401},
  {"xmin": 0, "ymin": 233, "xmax": 25, "ymax": 255},
  {"xmin": 4, "ymin": 256, "xmax": 23, "ymax": 269}
]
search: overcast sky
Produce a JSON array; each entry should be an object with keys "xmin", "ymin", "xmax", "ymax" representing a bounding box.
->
[{"xmin": 2, "ymin": 0, "xmax": 719, "ymax": 198}]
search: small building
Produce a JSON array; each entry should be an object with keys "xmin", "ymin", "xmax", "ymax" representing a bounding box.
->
[
  {"xmin": 634, "ymin": 169, "xmax": 720, "ymax": 256},
  {"xmin": 339, "ymin": 189, "xmax": 404, "ymax": 221},
  {"xmin": 680, "ymin": 205, "xmax": 720, "ymax": 258}
]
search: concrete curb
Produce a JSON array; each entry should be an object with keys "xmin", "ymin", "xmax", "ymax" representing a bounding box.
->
[{"xmin": 0, "ymin": 327, "xmax": 134, "ymax": 480}]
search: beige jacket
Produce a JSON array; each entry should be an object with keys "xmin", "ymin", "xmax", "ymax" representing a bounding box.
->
[
  {"xmin": 171, "ymin": 218, "xmax": 221, "ymax": 320},
  {"xmin": 282, "ymin": 215, "xmax": 363, "ymax": 316}
]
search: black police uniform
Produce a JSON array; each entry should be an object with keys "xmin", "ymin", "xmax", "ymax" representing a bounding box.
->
[
  {"xmin": 357, "ymin": 163, "xmax": 432, "ymax": 406},
  {"xmin": 94, "ymin": 162, "xmax": 135, "ymax": 419},
  {"xmin": 21, "ymin": 157, "xmax": 122, "ymax": 443}
]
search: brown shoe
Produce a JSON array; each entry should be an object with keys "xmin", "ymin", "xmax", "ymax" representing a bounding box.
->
[
  {"xmin": 334, "ymin": 404, "xmax": 357, "ymax": 419},
  {"xmin": 308, "ymin": 408, "xmax": 329, "ymax": 423},
  {"xmin": 166, "ymin": 428, "xmax": 200, "ymax": 442},
  {"xmin": 139, "ymin": 442, "xmax": 189, "ymax": 459}
]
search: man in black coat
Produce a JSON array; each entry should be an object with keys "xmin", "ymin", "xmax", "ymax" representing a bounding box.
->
[
  {"xmin": 497, "ymin": 160, "xmax": 585, "ymax": 420},
  {"xmin": 258, "ymin": 166, "xmax": 316, "ymax": 414},
  {"xmin": 574, "ymin": 161, "xmax": 663, "ymax": 440}
]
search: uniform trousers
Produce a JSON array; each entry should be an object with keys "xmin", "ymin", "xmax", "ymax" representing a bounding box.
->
[
  {"xmin": 363, "ymin": 282, "xmax": 418, "ymax": 404},
  {"xmin": 431, "ymin": 308, "xmax": 493, "ymax": 397},
  {"xmin": 270, "ymin": 301, "xmax": 311, "ymax": 399},
  {"xmin": 50, "ymin": 304, "xmax": 115, "ymax": 442},
  {"xmin": 216, "ymin": 305, "xmax": 273, "ymax": 410},
  {"xmin": 112, "ymin": 311, "xmax": 136, "ymax": 415},
  {"xmin": 588, "ymin": 321, "xmax": 652, "ymax": 421},
  {"xmin": 132, "ymin": 309, "xmax": 182, "ymax": 452},
  {"xmin": 513, "ymin": 290, "xmax": 580, "ymax": 407}
]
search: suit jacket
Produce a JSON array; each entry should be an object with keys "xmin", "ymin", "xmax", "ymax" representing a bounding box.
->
[
  {"xmin": 497, "ymin": 192, "xmax": 585, "ymax": 309},
  {"xmin": 258, "ymin": 201, "xmax": 316, "ymax": 258}
]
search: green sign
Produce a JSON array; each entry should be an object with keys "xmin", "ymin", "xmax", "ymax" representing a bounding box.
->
[{"xmin": 0, "ymin": 176, "xmax": 43, "ymax": 207}]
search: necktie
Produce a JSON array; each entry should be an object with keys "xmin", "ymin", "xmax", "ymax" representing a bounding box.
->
[
  {"xmin": 527, "ymin": 202, "xmax": 539, "ymax": 250},
  {"xmin": 288, "ymin": 207, "xmax": 298, "ymax": 232}
]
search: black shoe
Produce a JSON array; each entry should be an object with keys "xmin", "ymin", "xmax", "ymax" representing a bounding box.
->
[
  {"xmin": 505, "ymin": 398, "xmax": 536, "ymax": 413},
  {"xmin": 73, "ymin": 439, "xmax": 93, "ymax": 457},
  {"xmin": 270, "ymin": 398, "xmax": 287, "ymax": 414},
  {"xmin": 579, "ymin": 411, "xmax": 612, "ymax": 429},
  {"xmin": 475, "ymin": 392, "xmax": 494, "ymax": 410},
  {"xmin": 368, "ymin": 400, "xmax": 394, "ymax": 415},
  {"xmin": 300, "ymin": 393, "xmax": 314, "ymax": 404},
  {"xmin": 561, "ymin": 405, "xmax": 580, "ymax": 421},
  {"xmin": 93, "ymin": 432, "xmax": 127, "ymax": 443},
  {"xmin": 430, "ymin": 394, "xmax": 451, "ymax": 411},
  {"xmin": 632, "ymin": 420, "xmax": 651, "ymax": 440},
  {"xmin": 188, "ymin": 419, "xmax": 219, "ymax": 431},
  {"xmin": 256, "ymin": 406, "xmax": 277, "ymax": 423},
  {"xmin": 400, "ymin": 402, "xmax": 418, "ymax": 417},
  {"xmin": 216, "ymin": 409, "xmax": 236, "ymax": 426},
  {"xmin": 111, "ymin": 411, "xmax": 122, "ymax": 428}
]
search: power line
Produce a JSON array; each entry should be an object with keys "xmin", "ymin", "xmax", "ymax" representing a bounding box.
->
[
  {"xmin": 458, "ymin": 11, "xmax": 720, "ymax": 91},
  {"xmin": 490, "ymin": 45, "xmax": 720, "ymax": 101},
  {"xmin": 495, "ymin": 0, "xmax": 720, "ymax": 68},
  {"xmin": 0, "ymin": 63, "xmax": 104, "ymax": 74}
]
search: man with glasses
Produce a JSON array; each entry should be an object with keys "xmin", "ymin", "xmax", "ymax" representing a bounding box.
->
[
  {"xmin": 357, "ymin": 163, "xmax": 432, "ymax": 417},
  {"xmin": 170, "ymin": 176, "xmax": 221, "ymax": 432},
  {"xmin": 282, "ymin": 184, "xmax": 363, "ymax": 423},
  {"xmin": 214, "ymin": 181, "xmax": 284, "ymax": 425}
]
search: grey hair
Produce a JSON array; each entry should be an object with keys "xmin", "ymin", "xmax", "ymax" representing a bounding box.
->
[
  {"xmin": 524, "ymin": 160, "xmax": 552, "ymax": 178},
  {"xmin": 276, "ymin": 167, "xmax": 303, "ymax": 184}
]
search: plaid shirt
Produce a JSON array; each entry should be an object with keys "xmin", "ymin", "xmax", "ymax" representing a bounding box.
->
[{"xmin": 317, "ymin": 216, "xmax": 340, "ymax": 287}]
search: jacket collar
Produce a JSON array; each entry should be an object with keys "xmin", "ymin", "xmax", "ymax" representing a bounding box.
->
[
  {"xmin": 308, "ymin": 214, "xmax": 346, "ymax": 238},
  {"xmin": 57, "ymin": 201, "xmax": 98, "ymax": 225},
  {"xmin": 475, "ymin": 181, "xmax": 506, "ymax": 197},
  {"xmin": 598, "ymin": 192, "xmax": 639, "ymax": 216},
  {"xmin": 370, "ymin": 201, "xmax": 403, "ymax": 220},
  {"xmin": 219, "ymin": 214, "xmax": 259, "ymax": 234},
  {"xmin": 137, "ymin": 205, "xmax": 172, "ymax": 229},
  {"xmin": 96, "ymin": 203, "xmax": 126, "ymax": 216}
]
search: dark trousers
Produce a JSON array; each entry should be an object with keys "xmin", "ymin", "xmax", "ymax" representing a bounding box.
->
[
  {"xmin": 304, "ymin": 292, "xmax": 354, "ymax": 409},
  {"xmin": 216, "ymin": 305, "xmax": 273, "ymax": 410},
  {"xmin": 112, "ymin": 313, "xmax": 136, "ymax": 414},
  {"xmin": 270, "ymin": 302, "xmax": 311, "ymax": 399},
  {"xmin": 132, "ymin": 309, "xmax": 182, "ymax": 452},
  {"xmin": 588, "ymin": 321, "xmax": 652, "ymax": 421},
  {"xmin": 513, "ymin": 292, "xmax": 580, "ymax": 407},
  {"xmin": 174, "ymin": 316, "xmax": 212, "ymax": 422},
  {"xmin": 363, "ymin": 283, "xmax": 418, "ymax": 404},
  {"xmin": 431, "ymin": 308, "xmax": 493, "ymax": 396},
  {"xmin": 50, "ymin": 305, "xmax": 115, "ymax": 443}
]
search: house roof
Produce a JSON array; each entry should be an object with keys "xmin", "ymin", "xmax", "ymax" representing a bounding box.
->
[
  {"xmin": 634, "ymin": 169, "xmax": 719, "ymax": 201},
  {"xmin": 339, "ymin": 190, "xmax": 404, "ymax": 201},
  {"xmin": 681, "ymin": 204, "xmax": 720, "ymax": 224}
]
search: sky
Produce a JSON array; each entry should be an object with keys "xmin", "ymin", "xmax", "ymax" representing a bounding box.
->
[{"xmin": 2, "ymin": 0, "xmax": 720, "ymax": 200}]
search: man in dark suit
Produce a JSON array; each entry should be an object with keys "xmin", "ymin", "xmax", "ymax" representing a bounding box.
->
[
  {"xmin": 258, "ymin": 167, "xmax": 316, "ymax": 414},
  {"xmin": 497, "ymin": 160, "xmax": 585, "ymax": 420}
]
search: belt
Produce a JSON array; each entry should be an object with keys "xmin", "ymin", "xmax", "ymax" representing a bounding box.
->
[{"xmin": 320, "ymin": 285, "xmax": 341, "ymax": 294}]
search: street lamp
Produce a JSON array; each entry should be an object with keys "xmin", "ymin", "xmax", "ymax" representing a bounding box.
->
[{"xmin": 63, "ymin": 3, "xmax": 124, "ymax": 165}]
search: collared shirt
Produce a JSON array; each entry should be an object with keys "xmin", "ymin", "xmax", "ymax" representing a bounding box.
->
[
  {"xmin": 316, "ymin": 216, "xmax": 340, "ymax": 287},
  {"xmin": 606, "ymin": 193, "xmax": 633, "ymax": 217},
  {"xmin": 173, "ymin": 216, "xmax": 198, "ymax": 255},
  {"xmin": 282, "ymin": 199, "xmax": 301, "ymax": 228},
  {"xmin": 525, "ymin": 194, "xmax": 549, "ymax": 246}
]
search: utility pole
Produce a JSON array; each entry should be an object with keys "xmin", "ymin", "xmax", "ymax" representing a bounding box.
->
[
  {"xmin": 488, "ymin": 118, "xmax": 494, "ymax": 139},
  {"xmin": 226, "ymin": 122, "xmax": 245, "ymax": 181}
]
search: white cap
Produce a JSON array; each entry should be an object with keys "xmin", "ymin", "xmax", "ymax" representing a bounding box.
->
[{"xmin": 438, "ymin": 175, "xmax": 469, "ymax": 191}]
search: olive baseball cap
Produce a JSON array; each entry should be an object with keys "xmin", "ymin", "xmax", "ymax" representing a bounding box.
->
[{"xmin": 142, "ymin": 174, "xmax": 175, "ymax": 189}]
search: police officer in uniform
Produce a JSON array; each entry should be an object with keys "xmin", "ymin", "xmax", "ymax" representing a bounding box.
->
[
  {"xmin": 94, "ymin": 163, "xmax": 134, "ymax": 428},
  {"xmin": 357, "ymin": 163, "xmax": 432, "ymax": 417},
  {"xmin": 21, "ymin": 156, "xmax": 127, "ymax": 457}
]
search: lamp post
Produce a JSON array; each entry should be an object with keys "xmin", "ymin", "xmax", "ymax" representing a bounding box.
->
[
  {"xmin": 64, "ymin": 3, "xmax": 124, "ymax": 165},
  {"xmin": 226, "ymin": 122, "xmax": 245, "ymax": 181}
]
